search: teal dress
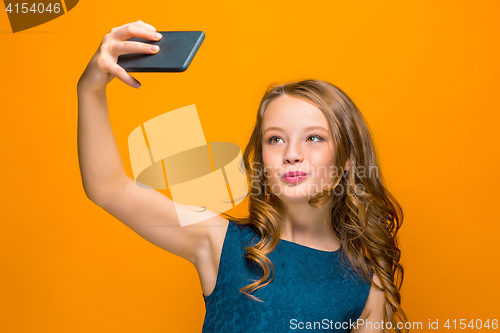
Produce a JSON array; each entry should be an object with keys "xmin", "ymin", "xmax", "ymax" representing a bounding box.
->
[{"xmin": 202, "ymin": 220, "xmax": 372, "ymax": 332}]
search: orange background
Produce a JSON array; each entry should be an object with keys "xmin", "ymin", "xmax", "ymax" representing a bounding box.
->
[{"xmin": 1, "ymin": 0, "xmax": 499, "ymax": 332}]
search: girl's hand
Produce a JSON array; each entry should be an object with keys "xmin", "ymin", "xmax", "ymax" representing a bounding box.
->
[{"xmin": 77, "ymin": 20, "xmax": 162, "ymax": 92}]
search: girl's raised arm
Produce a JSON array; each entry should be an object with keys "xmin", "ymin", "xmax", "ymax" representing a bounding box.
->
[{"xmin": 76, "ymin": 21, "xmax": 228, "ymax": 275}]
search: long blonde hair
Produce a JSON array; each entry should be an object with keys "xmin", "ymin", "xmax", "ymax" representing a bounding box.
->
[{"xmin": 221, "ymin": 79, "xmax": 408, "ymax": 332}]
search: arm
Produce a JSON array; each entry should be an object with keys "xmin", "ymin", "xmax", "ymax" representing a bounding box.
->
[
  {"xmin": 351, "ymin": 273, "xmax": 386, "ymax": 333},
  {"xmin": 76, "ymin": 20, "xmax": 228, "ymax": 268},
  {"xmin": 77, "ymin": 87, "xmax": 128, "ymax": 204},
  {"xmin": 77, "ymin": 20, "xmax": 148, "ymax": 202}
]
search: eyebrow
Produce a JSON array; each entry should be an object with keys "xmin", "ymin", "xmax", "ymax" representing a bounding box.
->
[{"xmin": 262, "ymin": 126, "xmax": 329, "ymax": 135}]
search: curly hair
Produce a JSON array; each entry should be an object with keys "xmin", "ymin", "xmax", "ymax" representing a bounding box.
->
[{"xmin": 221, "ymin": 79, "xmax": 408, "ymax": 333}]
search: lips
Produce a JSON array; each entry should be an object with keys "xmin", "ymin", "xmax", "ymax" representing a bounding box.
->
[
  {"xmin": 282, "ymin": 171, "xmax": 308, "ymax": 184},
  {"xmin": 282, "ymin": 171, "xmax": 308, "ymax": 178}
]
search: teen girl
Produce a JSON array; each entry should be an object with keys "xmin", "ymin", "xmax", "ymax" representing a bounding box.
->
[{"xmin": 77, "ymin": 20, "xmax": 408, "ymax": 332}]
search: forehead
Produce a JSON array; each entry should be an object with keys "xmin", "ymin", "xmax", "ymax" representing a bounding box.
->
[{"xmin": 262, "ymin": 95, "xmax": 329, "ymax": 131}]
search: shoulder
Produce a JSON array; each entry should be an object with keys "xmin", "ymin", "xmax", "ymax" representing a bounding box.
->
[
  {"xmin": 354, "ymin": 272, "xmax": 386, "ymax": 328},
  {"xmin": 224, "ymin": 219, "xmax": 259, "ymax": 241}
]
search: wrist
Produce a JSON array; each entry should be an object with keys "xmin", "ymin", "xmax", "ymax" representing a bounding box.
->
[{"xmin": 77, "ymin": 82, "xmax": 106, "ymax": 97}]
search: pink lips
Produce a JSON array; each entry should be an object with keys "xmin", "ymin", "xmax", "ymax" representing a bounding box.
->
[{"xmin": 282, "ymin": 171, "xmax": 308, "ymax": 183}]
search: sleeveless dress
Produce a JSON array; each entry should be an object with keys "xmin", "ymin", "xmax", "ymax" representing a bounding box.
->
[{"xmin": 202, "ymin": 220, "xmax": 372, "ymax": 332}]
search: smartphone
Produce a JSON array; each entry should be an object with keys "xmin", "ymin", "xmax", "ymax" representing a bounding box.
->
[{"xmin": 117, "ymin": 31, "xmax": 205, "ymax": 72}]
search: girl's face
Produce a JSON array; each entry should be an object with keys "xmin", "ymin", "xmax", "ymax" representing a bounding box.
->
[{"xmin": 261, "ymin": 94, "xmax": 338, "ymax": 204}]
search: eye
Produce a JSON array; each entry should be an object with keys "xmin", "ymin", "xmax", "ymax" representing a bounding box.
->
[
  {"xmin": 306, "ymin": 135, "xmax": 324, "ymax": 142},
  {"xmin": 268, "ymin": 136, "xmax": 282, "ymax": 144},
  {"xmin": 267, "ymin": 135, "xmax": 324, "ymax": 144}
]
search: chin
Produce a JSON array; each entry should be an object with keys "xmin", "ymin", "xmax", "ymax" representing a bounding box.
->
[{"xmin": 275, "ymin": 193, "xmax": 312, "ymax": 205}]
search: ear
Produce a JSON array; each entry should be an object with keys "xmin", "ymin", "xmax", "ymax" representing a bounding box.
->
[{"xmin": 344, "ymin": 160, "xmax": 349, "ymax": 172}]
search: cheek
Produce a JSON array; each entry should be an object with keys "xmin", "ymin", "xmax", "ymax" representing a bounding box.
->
[
  {"xmin": 262, "ymin": 148, "xmax": 280, "ymax": 165},
  {"xmin": 262, "ymin": 150, "xmax": 276, "ymax": 178},
  {"xmin": 262, "ymin": 152, "xmax": 283, "ymax": 183},
  {"xmin": 312, "ymin": 149, "xmax": 335, "ymax": 164},
  {"xmin": 310, "ymin": 152, "xmax": 336, "ymax": 179}
]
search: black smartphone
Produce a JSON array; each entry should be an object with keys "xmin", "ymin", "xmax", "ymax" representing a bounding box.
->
[{"xmin": 117, "ymin": 31, "xmax": 205, "ymax": 72}]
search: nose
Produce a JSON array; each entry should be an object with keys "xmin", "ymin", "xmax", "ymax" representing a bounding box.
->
[{"xmin": 283, "ymin": 141, "xmax": 304, "ymax": 164}]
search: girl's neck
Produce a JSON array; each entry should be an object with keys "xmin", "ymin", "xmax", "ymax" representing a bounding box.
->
[{"xmin": 276, "ymin": 198, "xmax": 339, "ymax": 249}]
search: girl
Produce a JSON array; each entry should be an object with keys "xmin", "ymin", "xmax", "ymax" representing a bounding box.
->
[{"xmin": 78, "ymin": 20, "xmax": 407, "ymax": 333}]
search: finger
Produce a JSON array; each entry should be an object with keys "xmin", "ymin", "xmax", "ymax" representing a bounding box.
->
[
  {"xmin": 136, "ymin": 20, "xmax": 157, "ymax": 31},
  {"xmin": 105, "ymin": 61, "xmax": 141, "ymax": 89},
  {"xmin": 109, "ymin": 22, "xmax": 130, "ymax": 33},
  {"xmin": 113, "ymin": 23, "xmax": 161, "ymax": 42},
  {"xmin": 109, "ymin": 20, "xmax": 154, "ymax": 33},
  {"xmin": 109, "ymin": 40, "xmax": 160, "ymax": 57}
]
